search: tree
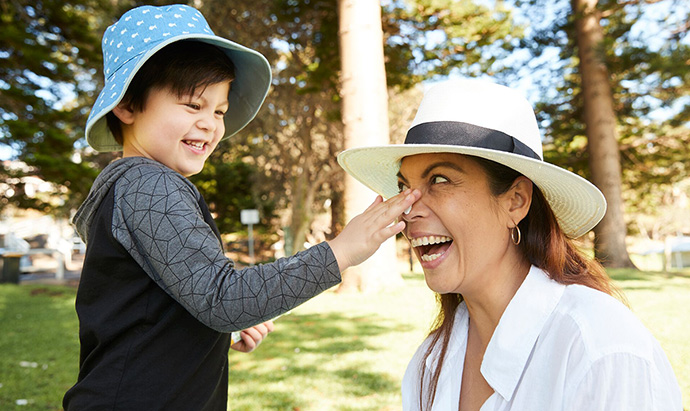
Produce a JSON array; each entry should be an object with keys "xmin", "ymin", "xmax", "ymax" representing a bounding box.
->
[
  {"xmin": 202, "ymin": 0, "xmax": 345, "ymax": 254},
  {"xmin": 511, "ymin": 0, "xmax": 690, "ymax": 266},
  {"xmin": 573, "ymin": 0, "xmax": 634, "ymax": 267},
  {"xmin": 189, "ymin": 147, "xmax": 272, "ymax": 236},
  {"xmin": 0, "ymin": 0, "xmax": 116, "ymax": 215},
  {"xmin": 337, "ymin": 0, "xmax": 399, "ymax": 292}
]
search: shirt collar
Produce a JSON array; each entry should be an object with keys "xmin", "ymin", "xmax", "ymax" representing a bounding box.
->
[{"xmin": 481, "ymin": 265, "xmax": 565, "ymax": 401}]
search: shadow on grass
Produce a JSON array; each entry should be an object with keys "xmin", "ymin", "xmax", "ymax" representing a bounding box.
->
[
  {"xmin": 607, "ymin": 268, "xmax": 690, "ymax": 282},
  {"xmin": 229, "ymin": 310, "xmax": 408, "ymax": 409},
  {"xmin": 257, "ymin": 312, "xmax": 397, "ymax": 357}
]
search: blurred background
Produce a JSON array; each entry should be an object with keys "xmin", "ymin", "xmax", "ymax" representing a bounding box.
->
[{"xmin": 0, "ymin": 0, "xmax": 688, "ymax": 409}]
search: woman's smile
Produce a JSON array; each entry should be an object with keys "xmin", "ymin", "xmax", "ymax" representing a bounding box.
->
[{"xmin": 409, "ymin": 235, "xmax": 454, "ymax": 265}]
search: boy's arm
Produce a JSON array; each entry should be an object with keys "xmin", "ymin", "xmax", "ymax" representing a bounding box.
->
[{"xmin": 112, "ymin": 167, "xmax": 418, "ymax": 333}]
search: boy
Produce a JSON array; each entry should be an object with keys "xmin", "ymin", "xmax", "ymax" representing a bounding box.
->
[{"xmin": 63, "ymin": 5, "xmax": 419, "ymax": 410}]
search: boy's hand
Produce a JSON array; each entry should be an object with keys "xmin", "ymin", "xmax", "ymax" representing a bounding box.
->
[
  {"xmin": 230, "ymin": 320, "xmax": 275, "ymax": 353},
  {"xmin": 327, "ymin": 188, "xmax": 421, "ymax": 272}
]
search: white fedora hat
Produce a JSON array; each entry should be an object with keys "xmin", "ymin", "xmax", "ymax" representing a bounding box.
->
[{"xmin": 337, "ymin": 78, "xmax": 606, "ymax": 238}]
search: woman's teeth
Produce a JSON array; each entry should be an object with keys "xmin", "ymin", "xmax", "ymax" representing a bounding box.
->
[
  {"xmin": 421, "ymin": 253, "xmax": 443, "ymax": 262},
  {"xmin": 411, "ymin": 235, "xmax": 453, "ymax": 262},
  {"xmin": 410, "ymin": 235, "xmax": 452, "ymax": 248}
]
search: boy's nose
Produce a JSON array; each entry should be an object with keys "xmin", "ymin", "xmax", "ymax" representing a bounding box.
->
[{"xmin": 196, "ymin": 112, "xmax": 217, "ymax": 133}]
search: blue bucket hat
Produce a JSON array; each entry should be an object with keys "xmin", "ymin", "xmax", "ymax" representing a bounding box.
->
[{"xmin": 86, "ymin": 4, "xmax": 272, "ymax": 152}]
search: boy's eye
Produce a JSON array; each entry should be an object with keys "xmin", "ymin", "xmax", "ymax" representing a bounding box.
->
[
  {"xmin": 186, "ymin": 103, "xmax": 201, "ymax": 110},
  {"xmin": 215, "ymin": 110, "xmax": 226, "ymax": 116}
]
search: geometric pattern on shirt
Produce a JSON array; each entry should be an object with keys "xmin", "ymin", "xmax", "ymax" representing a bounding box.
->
[{"xmin": 111, "ymin": 161, "xmax": 340, "ymax": 332}]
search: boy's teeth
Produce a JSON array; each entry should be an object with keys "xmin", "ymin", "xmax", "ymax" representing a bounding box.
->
[
  {"xmin": 185, "ymin": 140, "xmax": 204, "ymax": 149},
  {"xmin": 410, "ymin": 235, "xmax": 452, "ymax": 248}
]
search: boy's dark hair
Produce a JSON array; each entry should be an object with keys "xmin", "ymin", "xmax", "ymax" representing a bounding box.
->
[{"xmin": 106, "ymin": 40, "xmax": 236, "ymax": 145}]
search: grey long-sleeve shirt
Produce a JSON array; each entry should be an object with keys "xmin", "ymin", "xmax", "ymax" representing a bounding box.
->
[{"xmin": 64, "ymin": 157, "xmax": 341, "ymax": 410}]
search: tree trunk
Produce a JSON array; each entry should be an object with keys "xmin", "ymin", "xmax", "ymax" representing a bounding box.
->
[
  {"xmin": 572, "ymin": 0, "xmax": 635, "ymax": 268},
  {"xmin": 289, "ymin": 170, "xmax": 311, "ymax": 252},
  {"xmin": 337, "ymin": 0, "xmax": 403, "ymax": 292}
]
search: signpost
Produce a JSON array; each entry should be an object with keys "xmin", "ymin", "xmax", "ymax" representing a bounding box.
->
[{"xmin": 240, "ymin": 209, "xmax": 259, "ymax": 266}]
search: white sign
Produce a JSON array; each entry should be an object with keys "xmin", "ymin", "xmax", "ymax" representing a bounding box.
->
[{"xmin": 240, "ymin": 209, "xmax": 259, "ymax": 225}]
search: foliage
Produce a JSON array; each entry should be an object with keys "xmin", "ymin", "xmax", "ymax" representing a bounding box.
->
[
  {"xmin": 189, "ymin": 144, "xmax": 275, "ymax": 236},
  {"xmin": 383, "ymin": 0, "xmax": 523, "ymax": 90},
  {"xmin": 2, "ymin": 267, "xmax": 689, "ymax": 409},
  {"xmin": 0, "ymin": 0, "xmax": 115, "ymax": 216},
  {"xmin": 508, "ymin": 0, "xmax": 690, "ymax": 237}
]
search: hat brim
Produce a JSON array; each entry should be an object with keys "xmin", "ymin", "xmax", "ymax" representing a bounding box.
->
[
  {"xmin": 337, "ymin": 144, "xmax": 606, "ymax": 238},
  {"xmin": 86, "ymin": 34, "xmax": 271, "ymax": 152}
]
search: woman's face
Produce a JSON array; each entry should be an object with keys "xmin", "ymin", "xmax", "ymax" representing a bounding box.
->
[{"xmin": 398, "ymin": 153, "xmax": 513, "ymax": 296}]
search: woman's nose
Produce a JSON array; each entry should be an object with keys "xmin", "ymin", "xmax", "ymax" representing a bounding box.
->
[{"xmin": 401, "ymin": 193, "xmax": 426, "ymax": 222}]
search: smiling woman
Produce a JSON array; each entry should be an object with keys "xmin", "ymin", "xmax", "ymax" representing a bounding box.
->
[{"xmin": 338, "ymin": 78, "xmax": 682, "ymax": 411}]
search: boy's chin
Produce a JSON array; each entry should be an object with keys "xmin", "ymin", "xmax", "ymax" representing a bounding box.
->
[{"xmin": 176, "ymin": 165, "xmax": 204, "ymax": 178}]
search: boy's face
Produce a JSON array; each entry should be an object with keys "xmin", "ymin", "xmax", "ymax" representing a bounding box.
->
[{"xmin": 118, "ymin": 81, "xmax": 231, "ymax": 177}]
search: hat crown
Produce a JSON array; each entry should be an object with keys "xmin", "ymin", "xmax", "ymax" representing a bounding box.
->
[
  {"xmin": 410, "ymin": 79, "xmax": 544, "ymax": 160},
  {"xmin": 101, "ymin": 5, "xmax": 213, "ymax": 81}
]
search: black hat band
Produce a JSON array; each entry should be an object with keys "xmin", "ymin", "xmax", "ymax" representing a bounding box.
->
[{"xmin": 405, "ymin": 121, "xmax": 541, "ymax": 161}]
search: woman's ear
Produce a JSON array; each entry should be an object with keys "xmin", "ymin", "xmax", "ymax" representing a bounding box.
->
[
  {"xmin": 111, "ymin": 101, "xmax": 135, "ymax": 125},
  {"xmin": 504, "ymin": 176, "xmax": 533, "ymax": 226}
]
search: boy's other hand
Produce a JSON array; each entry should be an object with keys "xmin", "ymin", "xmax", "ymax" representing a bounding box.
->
[
  {"xmin": 327, "ymin": 188, "xmax": 421, "ymax": 272},
  {"xmin": 230, "ymin": 320, "xmax": 275, "ymax": 353}
]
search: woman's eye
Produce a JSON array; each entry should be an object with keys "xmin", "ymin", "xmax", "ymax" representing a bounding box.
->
[
  {"xmin": 431, "ymin": 175, "xmax": 448, "ymax": 184},
  {"xmin": 397, "ymin": 182, "xmax": 409, "ymax": 193}
]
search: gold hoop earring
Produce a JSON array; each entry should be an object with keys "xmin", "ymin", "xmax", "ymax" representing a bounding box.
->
[{"xmin": 511, "ymin": 225, "xmax": 521, "ymax": 245}]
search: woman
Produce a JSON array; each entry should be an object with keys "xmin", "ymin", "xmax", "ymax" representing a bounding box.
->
[{"xmin": 338, "ymin": 79, "xmax": 681, "ymax": 410}]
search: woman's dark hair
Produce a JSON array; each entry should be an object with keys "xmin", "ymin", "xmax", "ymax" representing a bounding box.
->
[
  {"xmin": 106, "ymin": 40, "xmax": 236, "ymax": 145},
  {"xmin": 418, "ymin": 155, "xmax": 620, "ymax": 410}
]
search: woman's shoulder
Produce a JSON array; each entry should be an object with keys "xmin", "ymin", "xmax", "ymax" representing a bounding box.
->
[{"xmin": 550, "ymin": 283, "xmax": 659, "ymax": 361}]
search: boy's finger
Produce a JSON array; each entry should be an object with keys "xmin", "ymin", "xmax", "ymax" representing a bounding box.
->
[
  {"xmin": 241, "ymin": 329, "xmax": 262, "ymax": 346},
  {"xmin": 239, "ymin": 333, "xmax": 258, "ymax": 351},
  {"xmin": 373, "ymin": 189, "xmax": 420, "ymax": 225},
  {"xmin": 362, "ymin": 195, "xmax": 384, "ymax": 213},
  {"xmin": 379, "ymin": 221, "xmax": 406, "ymax": 240}
]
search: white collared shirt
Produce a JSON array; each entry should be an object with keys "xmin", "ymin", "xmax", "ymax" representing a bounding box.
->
[{"xmin": 402, "ymin": 266, "xmax": 682, "ymax": 411}]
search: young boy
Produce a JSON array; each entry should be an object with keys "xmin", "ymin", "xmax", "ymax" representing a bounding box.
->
[{"xmin": 63, "ymin": 5, "xmax": 419, "ymax": 410}]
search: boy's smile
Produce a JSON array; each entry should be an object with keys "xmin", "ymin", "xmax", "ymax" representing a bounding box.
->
[{"xmin": 117, "ymin": 80, "xmax": 231, "ymax": 177}]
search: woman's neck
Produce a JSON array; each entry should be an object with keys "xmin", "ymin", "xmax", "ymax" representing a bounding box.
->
[{"xmin": 463, "ymin": 256, "xmax": 530, "ymax": 349}]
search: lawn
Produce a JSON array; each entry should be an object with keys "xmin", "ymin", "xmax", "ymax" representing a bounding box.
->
[{"xmin": 0, "ymin": 268, "xmax": 688, "ymax": 410}]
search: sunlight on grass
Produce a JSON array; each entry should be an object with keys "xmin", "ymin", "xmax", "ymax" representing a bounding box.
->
[
  {"xmin": 228, "ymin": 272, "xmax": 437, "ymax": 410},
  {"xmin": 609, "ymin": 268, "xmax": 690, "ymax": 410},
  {"xmin": 0, "ymin": 284, "xmax": 79, "ymax": 410}
]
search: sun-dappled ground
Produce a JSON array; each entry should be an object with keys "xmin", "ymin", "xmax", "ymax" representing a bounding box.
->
[{"xmin": 0, "ymin": 268, "xmax": 688, "ymax": 410}]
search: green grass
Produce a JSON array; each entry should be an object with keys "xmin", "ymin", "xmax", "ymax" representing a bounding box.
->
[
  {"xmin": 0, "ymin": 285, "xmax": 79, "ymax": 410},
  {"xmin": 0, "ymin": 269, "xmax": 688, "ymax": 410},
  {"xmin": 227, "ymin": 272, "xmax": 437, "ymax": 410},
  {"xmin": 608, "ymin": 268, "xmax": 690, "ymax": 409}
]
